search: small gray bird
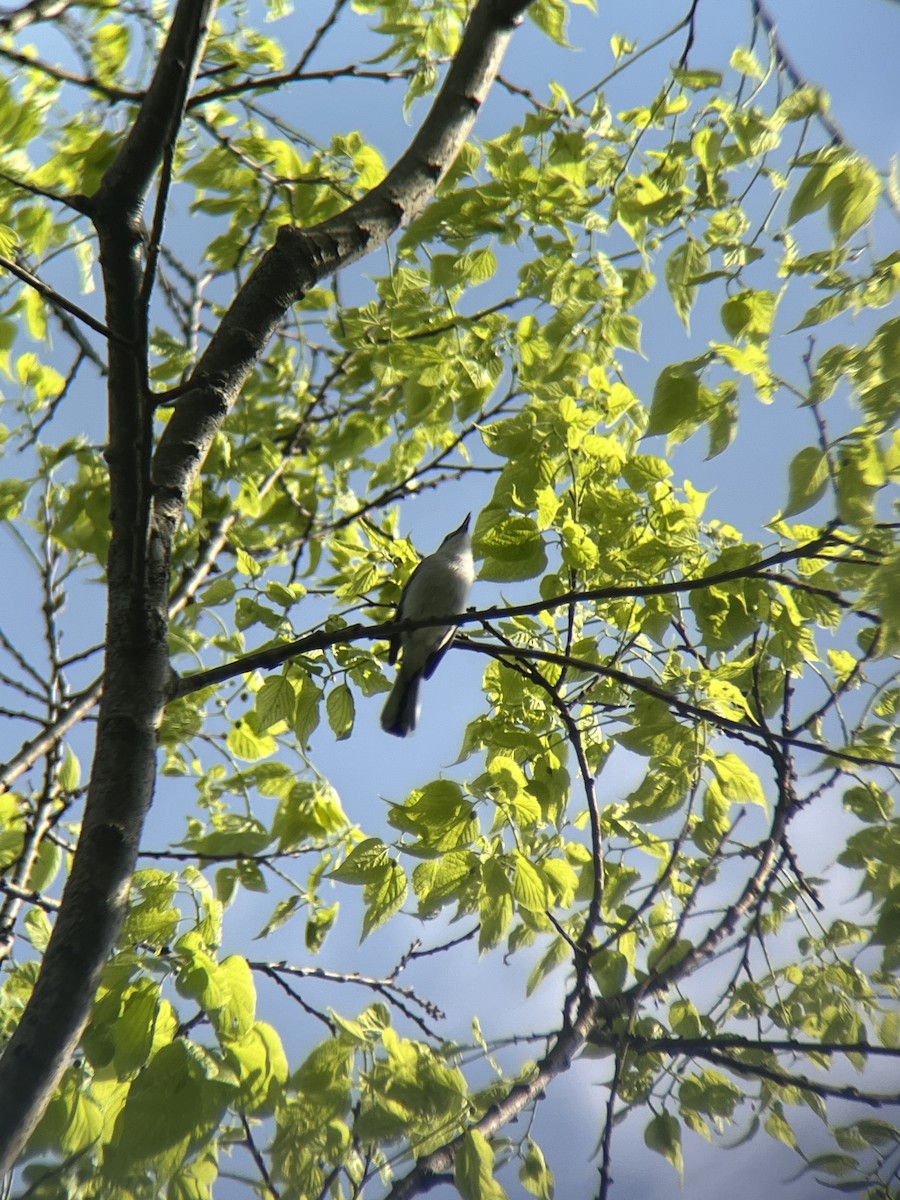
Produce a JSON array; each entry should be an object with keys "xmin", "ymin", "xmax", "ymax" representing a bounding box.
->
[{"xmin": 380, "ymin": 515, "xmax": 475, "ymax": 737}]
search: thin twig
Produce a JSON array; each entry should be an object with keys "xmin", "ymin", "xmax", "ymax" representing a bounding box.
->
[{"xmin": 0, "ymin": 255, "xmax": 122, "ymax": 344}]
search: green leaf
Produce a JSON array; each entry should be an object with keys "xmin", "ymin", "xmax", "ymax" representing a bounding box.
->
[
  {"xmin": 123, "ymin": 870, "xmax": 181, "ymax": 946},
  {"xmin": 256, "ymin": 674, "xmax": 296, "ymax": 731},
  {"xmin": 107, "ymin": 1042, "xmax": 235, "ymax": 1180},
  {"xmin": 591, "ymin": 949, "xmax": 627, "ymax": 997},
  {"xmin": 730, "ymin": 46, "xmax": 764, "ymax": 79},
  {"xmin": 519, "ymin": 1140, "xmax": 554, "ymax": 1199},
  {"xmin": 476, "ymin": 511, "xmax": 547, "ymax": 581},
  {"xmin": 331, "ymin": 838, "xmax": 391, "ymax": 884},
  {"xmin": 0, "ymin": 222, "xmax": 17, "ymax": 256},
  {"xmin": 644, "ymin": 1111, "xmax": 684, "ymax": 1183},
  {"xmin": 776, "ymin": 85, "xmax": 828, "ymax": 123},
  {"xmin": 361, "ymin": 859, "xmax": 407, "ymax": 940},
  {"xmin": 560, "ymin": 515, "xmax": 599, "ymax": 570},
  {"xmin": 610, "ymin": 34, "xmax": 635, "ymax": 60},
  {"xmin": 294, "ymin": 676, "xmax": 323, "ymax": 746},
  {"xmin": 861, "ymin": 548, "xmax": 900, "ymax": 649},
  {"xmin": 182, "ymin": 816, "xmax": 271, "ymax": 859},
  {"xmin": 511, "ymin": 851, "xmax": 549, "ymax": 912},
  {"xmin": 647, "ymin": 366, "xmax": 700, "ymax": 438},
  {"xmin": 112, "ymin": 980, "xmax": 161, "ymax": 1077},
  {"xmin": 527, "ymin": 0, "xmax": 571, "ymax": 48},
  {"xmin": 170, "ymin": 1152, "xmax": 218, "ymax": 1200},
  {"xmin": 792, "ymin": 289, "xmax": 853, "ymax": 331},
  {"xmin": 669, "ymin": 998, "xmax": 703, "ymax": 1038},
  {"xmin": 665, "ymin": 239, "xmax": 708, "ymax": 330},
  {"xmin": 226, "ymin": 1020, "xmax": 288, "ymax": 1113},
  {"xmin": 256, "ymin": 894, "xmax": 302, "ymax": 940},
  {"xmin": 827, "ymin": 156, "xmax": 882, "ymax": 242},
  {"xmin": 391, "ymin": 778, "xmax": 477, "ymax": 851},
  {"xmin": 673, "ymin": 67, "xmax": 722, "ymax": 90},
  {"xmin": 305, "ymin": 903, "xmax": 338, "ymax": 952},
  {"xmin": 226, "ymin": 718, "xmax": 277, "ymax": 761},
  {"xmin": 200, "ymin": 577, "xmax": 236, "ymax": 606},
  {"xmin": 295, "ymin": 1038, "xmax": 354, "ymax": 1114},
  {"xmin": 58, "ymin": 747, "xmax": 81, "ymax": 792},
  {"xmin": 212, "ymin": 955, "xmax": 256, "ymax": 1040},
  {"xmin": 479, "ymin": 858, "xmax": 513, "ymax": 952},
  {"xmin": 782, "ymin": 446, "xmax": 830, "ymax": 518},
  {"xmin": 413, "ymin": 851, "xmax": 476, "ymax": 918},
  {"xmin": 24, "ymin": 907, "xmax": 52, "ymax": 951},
  {"xmin": 29, "ymin": 1070, "xmax": 103, "ymax": 1156},
  {"xmin": 526, "ymin": 937, "xmax": 569, "ymax": 996},
  {"xmin": 836, "ymin": 438, "xmax": 882, "ymax": 526},
  {"xmin": 467, "ymin": 247, "xmax": 497, "ymax": 284},
  {"xmin": 326, "ymin": 682, "xmax": 355, "ymax": 740},
  {"xmin": 0, "ymin": 478, "xmax": 29, "ymax": 520},
  {"xmin": 679, "ymin": 1070, "xmax": 742, "ymax": 1122},
  {"xmin": 843, "ymin": 783, "xmax": 893, "ymax": 823},
  {"xmin": 870, "ymin": 887, "xmax": 900, "ymax": 947},
  {"xmin": 788, "ymin": 150, "xmax": 881, "ymax": 243},
  {"xmin": 720, "ymin": 289, "xmax": 776, "ymax": 340},
  {"xmin": 24, "ymin": 288, "xmax": 47, "ymax": 340},
  {"xmin": 456, "ymin": 1130, "xmax": 508, "ymax": 1200},
  {"xmin": 331, "ymin": 839, "xmax": 406, "ymax": 939},
  {"xmin": 765, "ymin": 1105, "xmax": 798, "ymax": 1149},
  {"xmin": 709, "ymin": 752, "xmax": 766, "ymax": 808}
]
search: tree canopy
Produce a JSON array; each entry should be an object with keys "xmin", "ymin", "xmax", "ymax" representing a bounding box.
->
[{"xmin": 0, "ymin": 0, "xmax": 898, "ymax": 1197}]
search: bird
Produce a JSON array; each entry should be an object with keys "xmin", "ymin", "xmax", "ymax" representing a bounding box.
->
[{"xmin": 380, "ymin": 515, "xmax": 475, "ymax": 737}]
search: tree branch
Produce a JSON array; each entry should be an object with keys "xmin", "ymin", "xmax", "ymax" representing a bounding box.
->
[
  {"xmin": 171, "ymin": 526, "xmax": 856, "ymax": 696},
  {"xmin": 91, "ymin": 2, "xmax": 216, "ymax": 211},
  {"xmin": 0, "ymin": 680, "xmax": 102, "ymax": 794},
  {"xmin": 384, "ymin": 989, "xmax": 600, "ymax": 1200},
  {"xmin": 0, "ymin": 43, "xmax": 141, "ymax": 102},
  {"xmin": 0, "ymin": 0, "xmax": 78, "ymax": 36},
  {"xmin": 170, "ymin": 576, "xmax": 892, "ymax": 770},
  {"xmin": 0, "ymin": 254, "xmax": 118, "ymax": 343},
  {"xmin": 151, "ymin": 0, "xmax": 536, "ymax": 541},
  {"xmin": 614, "ymin": 1033, "xmax": 900, "ymax": 1108}
]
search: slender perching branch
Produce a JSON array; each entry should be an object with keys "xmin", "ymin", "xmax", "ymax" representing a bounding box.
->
[
  {"xmin": 0, "ymin": 527, "xmax": 889, "ymax": 800},
  {"xmin": 167, "ymin": 525, "xmax": 859, "ymax": 694},
  {"xmin": 164, "ymin": 587, "xmax": 892, "ymax": 771},
  {"xmin": 240, "ymin": 1111, "xmax": 281, "ymax": 1200},
  {"xmin": 187, "ymin": 0, "xmax": 355, "ymax": 109},
  {"xmin": 0, "ymin": 680, "xmax": 102, "ymax": 795},
  {"xmin": 598, "ymin": 1048, "xmax": 624, "ymax": 1200},
  {"xmin": 467, "ymin": 641, "xmax": 895, "ymax": 769},
  {"xmin": 0, "ymin": 42, "xmax": 142, "ymax": 100},
  {"xmin": 0, "ymin": 877, "xmax": 62, "ymax": 919}
]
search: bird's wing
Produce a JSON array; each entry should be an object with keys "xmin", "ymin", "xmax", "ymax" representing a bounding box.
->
[{"xmin": 388, "ymin": 559, "xmax": 424, "ymax": 664}]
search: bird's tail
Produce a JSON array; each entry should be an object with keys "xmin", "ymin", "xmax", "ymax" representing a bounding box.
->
[{"xmin": 380, "ymin": 668, "xmax": 421, "ymax": 737}]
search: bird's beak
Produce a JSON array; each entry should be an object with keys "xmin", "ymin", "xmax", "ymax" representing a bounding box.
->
[{"xmin": 456, "ymin": 514, "xmax": 471, "ymax": 535}]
